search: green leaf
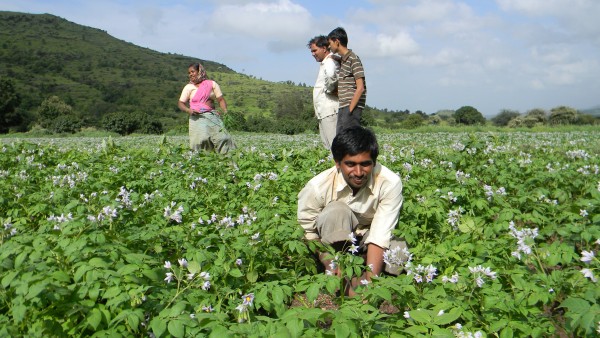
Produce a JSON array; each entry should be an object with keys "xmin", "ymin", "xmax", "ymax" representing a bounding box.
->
[
  {"xmin": 1, "ymin": 270, "xmax": 19, "ymax": 288},
  {"xmin": 458, "ymin": 217, "xmax": 476, "ymax": 233},
  {"xmin": 334, "ymin": 322, "xmax": 350, "ymax": 338},
  {"xmin": 89, "ymin": 257, "xmax": 109, "ymax": 268},
  {"xmin": 168, "ymin": 320, "xmax": 185, "ymax": 338},
  {"xmin": 103, "ymin": 286, "xmax": 122, "ymax": 299},
  {"xmin": 560, "ymin": 297, "xmax": 590, "ymax": 313},
  {"xmin": 286, "ymin": 318, "xmax": 303, "ymax": 338},
  {"xmin": 87, "ymin": 308, "xmax": 103, "ymax": 330},
  {"xmin": 187, "ymin": 261, "xmax": 201, "ymax": 274},
  {"xmin": 409, "ymin": 309, "xmax": 432, "ymax": 324},
  {"xmin": 306, "ymin": 283, "xmax": 320, "ymax": 303},
  {"xmin": 500, "ymin": 326, "xmax": 513, "ymax": 338},
  {"xmin": 373, "ymin": 287, "xmax": 392, "ymax": 301},
  {"xmin": 433, "ymin": 311, "xmax": 461, "ymax": 326},
  {"xmin": 272, "ymin": 286, "xmax": 284, "ymax": 304},
  {"xmin": 26, "ymin": 281, "xmax": 48, "ymax": 300},
  {"xmin": 228, "ymin": 268, "xmax": 243, "ymax": 278},
  {"xmin": 403, "ymin": 325, "xmax": 429, "ymax": 335},
  {"xmin": 246, "ymin": 270, "xmax": 258, "ymax": 283},
  {"xmin": 150, "ymin": 318, "xmax": 167, "ymax": 337},
  {"xmin": 12, "ymin": 303, "xmax": 26, "ymax": 323}
]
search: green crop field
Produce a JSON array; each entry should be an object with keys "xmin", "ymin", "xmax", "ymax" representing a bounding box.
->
[{"xmin": 1, "ymin": 131, "xmax": 599, "ymax": 337}]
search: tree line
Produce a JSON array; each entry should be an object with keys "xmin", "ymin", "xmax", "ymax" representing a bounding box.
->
[{"xmin": 1, "ymin": 76, "xmax": 598, "ymax": 136}]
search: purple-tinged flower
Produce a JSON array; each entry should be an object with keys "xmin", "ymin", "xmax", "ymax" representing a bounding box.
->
[
  {"xmin": 164, "ymin": 272, "xmax": 174, "ymax": 283},
  {"xmin": 164, "ymin": 261, "xmax": 172, "ymax": 269},
  {"xmin": 178, "ymin": 258, "xmax": 188, "ymax": 267},
  {"xmin": 242, "ymin": 293, "xmax": 254, "ymax": 307},
  {"xmin": 236, "ymin": 259, "xmax": 243, "ymax": 266},
  {"xmin": 581, "ymin": 250, "xmax": 595, "ymax": 263}
]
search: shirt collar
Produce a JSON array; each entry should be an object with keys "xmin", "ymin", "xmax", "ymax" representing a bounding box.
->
[
  {"xmin": 335, "ymin": 163, "xmax": 377, "ymax": 195},
  {"xmin": 321, "ymin": 52, "xmax": 333, "ymax": 65}
]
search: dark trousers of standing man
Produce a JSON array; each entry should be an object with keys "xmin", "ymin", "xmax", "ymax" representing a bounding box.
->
[{"xmin": 336, "ymin": 106, "xmax": 362, "ymax": 134}]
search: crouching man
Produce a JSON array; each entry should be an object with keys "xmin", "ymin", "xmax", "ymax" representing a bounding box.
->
[{"xmin": 297, "ymin": 126, "xmax": 408, "ymax": 296}]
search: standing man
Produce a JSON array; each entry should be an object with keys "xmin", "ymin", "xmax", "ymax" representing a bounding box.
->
[
  {"xmin": 308, "ymin": 35, "xmax": 339, "ymax": 149},
  {"xmin": 297, "ymin": 126, "xmax": 408, "ymax": 296},
  {"xmin": 327, "ymin": 27, "xmax": 367, "ymax": 134}
]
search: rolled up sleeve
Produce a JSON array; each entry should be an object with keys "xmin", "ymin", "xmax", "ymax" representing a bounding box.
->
[{"xmin": 297, "ymin": 183, "xmax": 323, "ymax": 240}]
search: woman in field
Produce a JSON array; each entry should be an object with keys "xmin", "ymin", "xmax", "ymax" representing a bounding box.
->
[{"xmin": 178, "ymin": 63, "xmax": 235, "ymax": 154}]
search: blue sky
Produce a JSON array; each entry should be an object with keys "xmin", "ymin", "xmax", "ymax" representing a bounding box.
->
[{"xmin": 2, "ymin": 0, "xmax": 599, "ymax": 116}]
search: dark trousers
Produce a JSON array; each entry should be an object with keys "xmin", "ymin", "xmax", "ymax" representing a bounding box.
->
[{"xmin": 336, "ymin": 106, "xmax": 362, "ymax": 134}]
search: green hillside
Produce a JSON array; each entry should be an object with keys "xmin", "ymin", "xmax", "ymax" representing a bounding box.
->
[{"xmin": 0, "ymin": 11, "xmax": 313, "ymax": 131}]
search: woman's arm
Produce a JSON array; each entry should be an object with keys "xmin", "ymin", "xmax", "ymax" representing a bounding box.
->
[
  {"xmin": 216, "ymin": 96, "xmax": 227, "ymax": 114},
  {"xmin": 178, "ymin": 101, "xmax": 194, "ymax": 115}
]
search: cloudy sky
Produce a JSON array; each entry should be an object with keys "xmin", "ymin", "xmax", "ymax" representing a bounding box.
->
[{"xmin": 2, "ymin": 0, "xmax": 599, "ymax": 116}]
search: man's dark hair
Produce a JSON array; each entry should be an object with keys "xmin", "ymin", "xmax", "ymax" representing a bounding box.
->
[
  {"xmin": 307, "ymin": 35, "xmax": 329, "ymax": 48},
  {"xmin": 327, "ymin": 27, "xmax": 348, "ymax": 47},
  {"xmin": 331, "ymin": 126, "xmax": 379, "ymax": 163}
]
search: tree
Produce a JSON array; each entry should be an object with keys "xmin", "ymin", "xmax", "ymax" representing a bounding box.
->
[
  {"xmin": 549, "ymin": 106, "xmax": 578, "ymax": 125},
  {"xmin": 37, "ymin": 96, "xmax": 73, "ymax": 129},
  {"xmin": 491, "ymin": 109, "xmax": 520, "ymax": 127},
  {"xmin": 454, "ymin": 106, "xmax": 485, "ymax": 125},
  {"xmin": 0, "ymin": 78, "xmax": 23, "ymax": 133},
  {"xmin": 401, "ymin": 114, "xmax": 424, "ymax": 129},
  {"xmin": 524, "ymin": 108, "xmax": 547, "ymax": 124}
]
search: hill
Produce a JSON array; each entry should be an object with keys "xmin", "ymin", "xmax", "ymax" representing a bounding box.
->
[{"xmin": 0, "ymin": 11, "xmax": 313, "ymax": 131}]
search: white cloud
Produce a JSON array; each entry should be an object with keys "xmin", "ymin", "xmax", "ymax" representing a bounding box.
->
[{"xmin": 209, "ymin": 0, "xmax": 312, "ymax": 42}]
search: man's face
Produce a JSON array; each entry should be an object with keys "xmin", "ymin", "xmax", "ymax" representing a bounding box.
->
[
  {"xmin": 309, "ymin": 43, "xmax": 329, "ymax": 62},
  {"xmin": 335, "ymin": 151, "xmax": 374, "ymax": 192},
  {"xmin": 328, "ymin": 38, "xmax": 340, "ymax": 54}
]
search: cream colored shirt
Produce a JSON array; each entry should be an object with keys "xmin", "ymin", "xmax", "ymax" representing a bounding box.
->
[
  {"xmin": 312, "ymin": 53, "xmax": 339, "ymax": 120},
  {"xmin": 297, "ymin": 162, "xmax": 403, "ymax": 249}
]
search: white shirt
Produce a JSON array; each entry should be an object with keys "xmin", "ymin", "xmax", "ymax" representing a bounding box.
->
[
  {"xmin": 312, "ymin": 53, "xmax": 339, "ymax": 119},
  {"xmin": 297, "ymin": 163, "xmax": 403, "ymax": 249}
]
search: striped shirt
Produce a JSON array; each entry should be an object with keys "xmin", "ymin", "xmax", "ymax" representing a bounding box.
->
[{"xmin": 338, "ymin": 50, "xmax": 367, "ymax": 109}]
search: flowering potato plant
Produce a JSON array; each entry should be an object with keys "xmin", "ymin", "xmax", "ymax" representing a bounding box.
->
[{"xmin": 0, "ymin": 131, "xmax": 599, "ymax": 337}]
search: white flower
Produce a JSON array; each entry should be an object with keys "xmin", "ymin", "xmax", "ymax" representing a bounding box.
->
[
  {"xmin": 437, "ymin": 310, "xmax": 444, "ymax": 316},
  {"xmin": 164, "ymin": 261, "xmax": 172, "ymax": 269},
  {"xmin": 403, "ymin": 311, "xmax": 410, "ymax": 319},
  {"xmin": 580, "ymin": 209, "xmax": 589, "ymax": 217},
  {"xmin": 187, "ymin": 273, "xmax": 195, "ymax": 280},
  {"xmin": 236, "ymin": 259, "xmax": 243, "ymax": 266},
  {"xmin": 202, "ymin": 280, "xmax": 211, "ymax": 290},
  {"xmin": 360, "ymin": 279, "xmax": 369, "ymax": 285},
  {"xmin": 164, "ymin": 272, "xmax": 174, "ymax": 283},
  {"xmin": 581, "ymin": 268, "xmax": 598, "ymax": 282},
  {"xmin": 348, "ymin": 232, "xmax": 357, "ymax": 244},
  {"xmin": 178, "ymin": 258, "xmax": 188, "ymax": 268},
  {"xmin": 581, "ymin": 250, "xmax": 595, "ymax": 263},
  {"xmin": 242, "ymin": 293, "xmax": 254, "ymax": 306},
  {"xmin": 348, "ymin": 244, "xmax": 359, "ymax": 254}
]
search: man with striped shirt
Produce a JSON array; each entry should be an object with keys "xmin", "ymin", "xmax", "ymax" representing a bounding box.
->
[{"xmin": 327, "ymin": 27, "xmax": 367, "ymax": 134}]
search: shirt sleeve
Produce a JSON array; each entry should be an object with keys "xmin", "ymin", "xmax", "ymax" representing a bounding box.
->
[
  {"xmin": 323, "ymin": 59, "xmax": 339, "ymax": 94},
  {"xmin": 179, "ymin": 84, "xmax": 193, "ymax": 102},
  {"xmin": 212, "ymin": 81, "xmax": 224, "ymax": 98},
  {"xmin": 364, "ymin": 177, "xmax": 403, "ymax": 249},
  {"xmin": 351, "ymin": 55, "xmax": 365, "ymax": 81},
  {"xmin": 297, "ymin": 182, "xmax": 324, "ymax": 240}
]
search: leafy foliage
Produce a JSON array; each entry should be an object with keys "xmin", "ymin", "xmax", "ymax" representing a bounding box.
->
[
  {"xmin": 454, "ymin": 106, "xmax": 486, "ymax": 125},
  {"xmin": 0, "ymin": 131, "xmax": 599, "ymax": 337},
  {"xmin": 0, "ymin": 77, "xmax": 23, "ymax": 133}
]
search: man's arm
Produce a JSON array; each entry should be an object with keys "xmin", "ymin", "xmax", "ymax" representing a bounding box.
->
[
  {"xmin": 323, "ymin": 58, "xmax": 339, "ymax": 94},
  {"xmin": 365, "ymin": 243, "xmax": 385, "ymax": 278},
  {"xmin": 349, "ymin": 77, "xmax": 365, "ymax": 113}
]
